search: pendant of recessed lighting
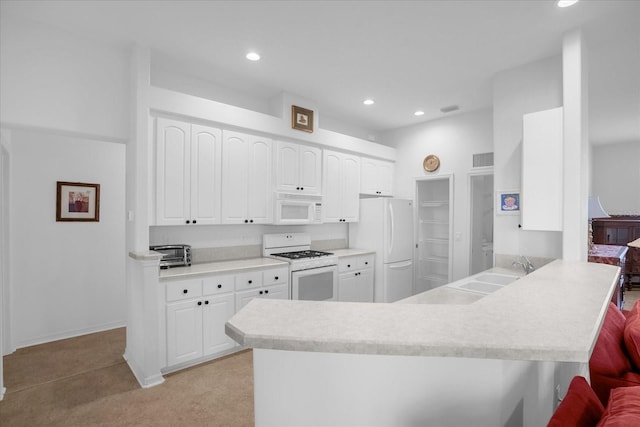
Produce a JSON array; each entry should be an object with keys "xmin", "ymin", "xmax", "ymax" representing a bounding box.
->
[
  {"xmin": 557, "ymin": 0, "xmax": 579, "ymax": 7},
  {"xmin": 246, "ymin": 52, "xmax": 260, "ymax": 61}
]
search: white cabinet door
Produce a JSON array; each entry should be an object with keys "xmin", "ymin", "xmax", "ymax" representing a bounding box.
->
[
  {"xmin": 262, "ymin": 283, "xmax": 289, "ymax": 301},
  {"xmin": 275, "ymin": 141, "xmax": 299, "ymax": 193},
  {"xmin": 190, "ymin": 125, "xmax": 222, "ymax": 224},
  {"xmin": 156, "ymin": 118, "xmax": 190, "ymax": 225},
  {"xmin": 235, "ymin": 283, "xmax": 289, "ymax": 312},
  {"xmin": 342, "ymin": 153, "xmax": 361, "ymax": 222},
  {"xmin": 156, "ymin": 118, "xmax": 221, "ymax": 225},
  {"xmin": 298, "ymin": 145, "xmax": 322, "ymax": 194},
  {"xmin": 522, "ymin": 107, "xmax": 563, "ymax": 231},
  {"xmin": 166, "ymin": 299, "xmax": 203, "ymax": 366},
  {"xmin": 361, "ymin": 158, "xmax": 394, "ymax": 196},
  {"xmin": 322, "ymin": 150, "xmax": 360, "ymax": 223},
  {"xmin": 247, "ymin": 135, "xmax": 273, "ymax": 223},
  {"xmin": 338, "ymin": 256, "xmax": 374, "ymax": 303},
  {"xmin": 202, "ymin": 293, "xmax": 236, "ymax": 357},
  {"xmin": 275, "ymin": 141, "xmax": 321, "ymax": 194},
  {"xmin": 221, "ymin": 131, "xmax": 273, "ymax": 224}
]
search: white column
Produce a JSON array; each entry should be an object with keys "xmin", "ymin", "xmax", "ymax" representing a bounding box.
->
[
  {"xmin": 562, "ymin": 30, "xmax": 589, "ymax": 261},
  {"xmin": 124, "ymin": 252, "xmax": 164, "ymax": 388}
]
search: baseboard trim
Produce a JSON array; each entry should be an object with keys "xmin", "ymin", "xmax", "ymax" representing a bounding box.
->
[{"xmin": 14, "ymin": 321, "xmax": 126, "ymax": 350}]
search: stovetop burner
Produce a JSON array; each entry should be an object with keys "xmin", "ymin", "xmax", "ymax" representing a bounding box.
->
[{"xmin": 272, "ymin": 250, "xmax": 334, "ymax": 260}]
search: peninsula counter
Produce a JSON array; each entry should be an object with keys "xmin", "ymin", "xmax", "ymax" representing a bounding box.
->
[{"xmin": 226, "ymin": 260, "xmax": 621, "ymax": 426}]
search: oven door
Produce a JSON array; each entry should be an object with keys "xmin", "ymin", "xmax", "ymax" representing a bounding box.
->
[{"xmin": 291, "ymin": 265, "xmax": 338, "ymax": 301}]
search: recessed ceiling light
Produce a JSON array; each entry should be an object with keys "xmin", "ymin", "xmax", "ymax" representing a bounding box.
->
[
  {"xmin": 557, "ymin": 0, "xmax": 579, "ymax": 7},
  {"xmin": 363, "ymin": 99, "xmax": 375, "ymax": 106},
  {"xmin": 414, "ymin": 110, "xmax": 425, "ymax": 116},
  {"xmin": 246, "ymin": 52, "xmax": 260, "ymax": 61}
]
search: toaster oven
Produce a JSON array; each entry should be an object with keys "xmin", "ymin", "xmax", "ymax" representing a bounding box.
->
[{"xmin": 149, "ymin": 244, "xmax": 192, "ymax": 269}]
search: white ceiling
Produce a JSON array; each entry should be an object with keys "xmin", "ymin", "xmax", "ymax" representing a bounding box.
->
[{"xmin": 2, "ymin": 0, "xmax": 639, "ymax": 145}]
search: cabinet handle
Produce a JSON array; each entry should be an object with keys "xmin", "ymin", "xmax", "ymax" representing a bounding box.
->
[
  {"xmin": 259, "ymin": 290, "xmax": 263, "ymax": 295},
  {"xmin": 347, "ymin": 264, "xmax": 351, "ymax": 268},
  {"xmin": 244, "ymin": 219, "xmax": 248, "ymax": 223},
  {"xmin": 296, "ymin": 187, "xmax": 300, "ymax": 190},
  {"xmin": 193, "ymin": 220, "xmax": 197, "ymax": 224},
  {"xmin": 301, "ymin": 187, "xmax": 304, "ymax": 190},
  {"xmin": 265, "ymin": 289, "xmax": 269, "ymax": 294},
  {"xmin": 217, "ymin": 284, "xmax": 222, "ymax": 289},
  {"xmin": 197, "ymin": 301, "xmax": 202, "ymax": 306},
  {"xmin": 205, "ymin": 300, "xmax": 209, "ymax": 305},
  {"xmin": 275, "ymin": 276, "xmax": 279, "ymax": 280},
  {"xmin": 365, "ymin": 262, "xmax": 368, "ymax": 265},
  {"xmin": 186, "ymin": 220, "xmax": 190, "ymax": 224},
  {"xmin": 248, "ymin": 280, "xmax": 252, "ymax": 284},
  {"xmin": 183, "ymin": 289, "xmax": 188, "ymax": 294},
  {"xmin": 250, "ymin": 219, "xmax": 254, "ymax": 223}
]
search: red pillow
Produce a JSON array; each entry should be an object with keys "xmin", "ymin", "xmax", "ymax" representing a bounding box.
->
[
  {"xmin": 591, "ymin": 303, "xmax": 632, "ymax": 377},
  {"xmin": 547, "ymin": 376, "xmax": 604, "ymax": 427},
  {"xmin": 623, "ymin": 300, "xmax": 640, "ymax": 370},
  {"xmin": 596, "ymin": 386, "xmax": 640, "ymax": 426}
]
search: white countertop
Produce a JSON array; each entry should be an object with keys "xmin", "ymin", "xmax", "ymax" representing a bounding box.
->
[
  {"xmin": 328, "ymin": 248, "xmax": 376, "ymax": 257},
  {"xmin": 159, "ymin": 257, "xmax": 289, "ymax": 280},
  {"xmin": 226, "ymin": 260, "xmax": 620, "ymax": 363}
]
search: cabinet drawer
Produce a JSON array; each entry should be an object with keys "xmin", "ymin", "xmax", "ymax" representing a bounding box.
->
[
  {"xmin": 235, "ymin": 271, "xmax": 263, "ymax": 290},
  {"xmin": 263, "ymin": 267, "xmax": 289, "ymax": 286},
  {"xmin": 202, "ymin": 274, "xmax": 235, "ymax": 295},
  {"xmin": 166, "ymin": 279, "xmax": 203, "ymax": 302},
  {"xmin": 339, "ymin": 255, "xmax": 374, "ymax": 272},
  {"xmin": 357, "ymin": 255, "xmax": 374, "ymax": 269}
]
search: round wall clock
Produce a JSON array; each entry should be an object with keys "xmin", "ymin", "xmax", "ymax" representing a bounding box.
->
[{"xmin": 423, "ymin": 154, "xmax": 440, "ymax": 172}]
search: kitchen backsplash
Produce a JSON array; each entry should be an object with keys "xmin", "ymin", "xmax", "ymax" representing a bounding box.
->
[{"xmin": 191, "ymin": 238, "xmax": 347, "ymax": 264}]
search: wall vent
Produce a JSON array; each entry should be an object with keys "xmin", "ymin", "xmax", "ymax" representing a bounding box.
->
[{"xmin": 473, "ymin": 152, "xmax": 494, "ymax": 168}]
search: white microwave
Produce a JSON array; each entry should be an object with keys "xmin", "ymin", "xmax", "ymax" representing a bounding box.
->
[{"xmin": 274, "ymin": 192, "xmax": 323, "ymax": 225}]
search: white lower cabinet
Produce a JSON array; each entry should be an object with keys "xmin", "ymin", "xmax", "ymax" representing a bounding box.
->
[
  {"xmin": 165, "ymin": 274, "xmax": 236, "ymax": 368},
  {"xmin": 164, "ymin": 265, "xmax": 289, "ymax": 370},
  {"xmin": 235, "ymin": 267, "xmax": 289, "ymax": 311},
  {"xmin": 338, "ymin": 254, "xmax": 374, "ymax": 302}
]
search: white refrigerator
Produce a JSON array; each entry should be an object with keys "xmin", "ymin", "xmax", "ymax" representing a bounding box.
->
[{"xmin": 349, "ymin": 198, "xmax": 414, "ymax": 302}]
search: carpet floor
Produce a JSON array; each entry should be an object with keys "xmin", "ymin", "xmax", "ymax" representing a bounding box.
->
[{"xmin": 0, "ymin": 328, "xmax": 254, "ymax": 426}]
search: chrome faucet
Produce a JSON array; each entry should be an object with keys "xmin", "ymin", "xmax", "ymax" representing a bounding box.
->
[{"xmin": 512, "ymin": 256, "xmax": 535, "ymax": 274}]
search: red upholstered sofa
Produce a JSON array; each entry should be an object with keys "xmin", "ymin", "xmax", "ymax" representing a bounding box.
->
[
  {"xmin": 547, "ymin": 376, "xmax": 640, "ymax": 426},
  {"xmin": 589, "ymin": 302, "xmax": 640, "ymax": 405}
]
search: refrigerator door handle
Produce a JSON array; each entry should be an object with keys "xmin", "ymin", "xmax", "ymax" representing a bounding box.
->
[
  {"xmin": 388, "ymin": 202, "xmax": 394, "ymax": 257},
  {"xmin": 387, "ymin": 260, "xmax": 412, "ymax": 269}
]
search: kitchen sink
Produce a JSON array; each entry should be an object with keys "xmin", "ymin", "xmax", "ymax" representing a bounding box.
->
[
  {"xmin": 445, "ymin": 272, "xmax": 520, "ymax": 295},
  {"xmin": 473, "ymin": 273, "xmax": 520, "ymax": 285}
]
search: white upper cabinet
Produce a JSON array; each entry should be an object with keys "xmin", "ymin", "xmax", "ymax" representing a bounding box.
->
[
  {"xmin": 275, "ymin": 141, "xmax": 322, "ymax": 194},
  {"xmin": 156, "ymin": 118, "xmax": 222, "ymax": 225},
  {"xmin": 521, "ymin": 107, "xmax": 563, "ymax": 231},
  {"xmin": 221, "ymin": 130, "xmax": 273, "ymax": 224},
  {"xmin": 360, "ymin": 158, "xmax": 394, "ymax": 196},
  {"xmin": 323, "ymin": 150, "xmax": 361, "ymax": 223}
]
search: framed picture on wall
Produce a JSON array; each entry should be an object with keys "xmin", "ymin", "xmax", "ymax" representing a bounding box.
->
[
  {"xmin": 291, "ymin": 105, "xmax": 314, "ymax": 133},
  {"xmin": 496, "ymin": 190, "xmax": 520, "ymax": 215},
  {"xmin": 56, "ymin": 181, "xmax": 100, "ymax": 222}
]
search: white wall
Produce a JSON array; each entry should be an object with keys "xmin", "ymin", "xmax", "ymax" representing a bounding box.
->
[
  {"xmin": 592, "ymin": 141, "xmax": 640, "ymax": 215},
  {"xmin": 381, "ymin": 108, "xmax": 494, "ymax": 280},
  {"xmin": 0, "ymin": 13, "xmax": 129, "ymax": 142},
  {"xmin": 9, "ymin": 130, "xmax": 126, "ymax": 348},
  {"xmin": 492, "ymin": 56, "xmax": 563, "ymax": 260}
]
